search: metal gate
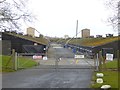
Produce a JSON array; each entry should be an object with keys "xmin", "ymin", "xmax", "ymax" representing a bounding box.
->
[
  {"xmin": 17, "ymin": 56, "xmax": 95, "ymax": 69},
  {"xmin": 17, "ymin": 43, "xmax": 96, "ymax": 70},
  {"xmin": 31, "ymin": 57, "xmax": 95, "ymax": 69}
]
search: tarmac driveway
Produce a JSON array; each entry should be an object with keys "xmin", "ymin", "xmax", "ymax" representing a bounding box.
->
[{"xmin": 2, "ymin": 43, "xmax": 94, "ymax": 88}]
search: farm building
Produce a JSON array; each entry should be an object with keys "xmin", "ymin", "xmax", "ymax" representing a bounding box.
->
[{"xmin": 1, "ymin": 31, "xmax": 49, "ymax": 55}]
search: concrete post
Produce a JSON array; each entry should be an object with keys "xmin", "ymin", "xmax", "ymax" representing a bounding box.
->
[{"xmin": 12, "ymin": 49, "xmax": 15, "ymax": 70}]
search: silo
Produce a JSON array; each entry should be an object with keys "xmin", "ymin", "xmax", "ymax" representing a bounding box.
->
[{"xmin": 81, "ymin": 29, "xmax": 90, "ymax": 38}]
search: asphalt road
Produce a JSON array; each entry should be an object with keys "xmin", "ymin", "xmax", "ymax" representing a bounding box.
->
[{"xmin": 2, "ymin": 43, "xmax": 94, "ymax": 88}]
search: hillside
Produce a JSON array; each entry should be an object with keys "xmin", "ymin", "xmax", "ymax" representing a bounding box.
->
[
  {"xmin": 59, "ymin": 36, "xmax": 120, "ymax": 46},
  {"xmin": 4, "ymin": 32, "xmax": 49, "ymax": 45}
]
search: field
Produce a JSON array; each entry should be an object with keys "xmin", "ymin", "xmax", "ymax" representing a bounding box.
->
[
  {"xmin": 91, "ymin": 59, "xmax": 119, "ymax": 89},
  {"xmin": 0, "ymin": 55, "xmax": 38, "ymax": 72}
]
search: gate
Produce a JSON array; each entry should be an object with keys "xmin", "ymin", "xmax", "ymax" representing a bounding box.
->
[
  {"xmin": 17, "ymin": 44, "xmax": 96, "ymax": 70},
  {"xmin": 32, "ymin": 57, "xmax": 95, "ymax": 69}
]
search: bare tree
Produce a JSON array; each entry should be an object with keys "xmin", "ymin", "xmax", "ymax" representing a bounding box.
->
[
  {"xmin": 104, "ymin": 0, "xmax": 120, "ymax": 30},
  {"xmin": 0, "ymin": 0, "xmax": 35, "ymax": 32}
]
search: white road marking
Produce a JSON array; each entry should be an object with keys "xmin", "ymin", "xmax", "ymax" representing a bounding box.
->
[{"xmin": 53, "ymin": 47, "xmax": 63, "ymax": 48}]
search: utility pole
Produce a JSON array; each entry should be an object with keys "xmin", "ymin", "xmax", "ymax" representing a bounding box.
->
[
  {"xmin": 75, "ymin": 20, "xmax": 78, "ymax": 54},
  {"xmin": 65, "ymin": 20, "xmax": 79, "ymax": 49},
  {"xmin": 76, "ymin": 20, "xmax": 78, "ymax": 39}
]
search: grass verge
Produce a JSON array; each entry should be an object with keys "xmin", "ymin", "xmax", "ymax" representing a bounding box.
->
[
  {"xmin": 91, "ymin": 71, "xmax": 118, "ymax": 88},
  {"xmin": 91, "ymin": 59, "xmax": 119, "ymax": 89},
  {"xmin": 0, "ymin": 55, "xmax": 38, "ymax": 72}
]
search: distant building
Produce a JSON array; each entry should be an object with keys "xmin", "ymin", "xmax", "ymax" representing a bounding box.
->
[
  {"xmin": 27, "ymin": 27, "xmax": 35, "ymax": 37},
  {"xmin": 81, "ymin": 29, "xmax": 90, "ymax": 38},
  {"xmin": 64, "ymin": 35, "xmax": 69, "ymax": 39},
  {"xmin": 96, "ymin": 35, "xmax": 102, "ymax": 38},
  {"xmin": 106, "ymin": 34, "xmax": 113, "ymax": 37},
  {"xmin": 89, "ymin": 36, "xmax": 94, "ymax": 38}
]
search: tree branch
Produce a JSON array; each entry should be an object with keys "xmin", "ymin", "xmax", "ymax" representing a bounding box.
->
[
  {"xmin": 0, "ymin": 0, "xmax": 36, "ymax": 32},
  {"xmin": 0, "ymin": 0, "xmax": 6, "ymax": 3}
]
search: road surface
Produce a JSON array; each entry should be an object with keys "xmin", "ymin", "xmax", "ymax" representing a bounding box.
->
[{"xmin": 2, "ymin": 43, "xmax": 94, "ymax": 88}]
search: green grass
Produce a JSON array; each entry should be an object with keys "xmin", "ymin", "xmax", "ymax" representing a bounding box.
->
[
  {"xmin": 105, "ymin": 60, "xmax": 118, "ymax": 69},
  {"xmin": 58, "ymin": 36, "xmax": 119, "ymax": 46},
  {"xmin": 91, "ymin": 71, "xmax": 119, "ymax": 88},
  {"xmin": 18, "ymin": 57, "xmax": 38, "ymax": 68},
  {"xmin": 0, "ymin": 55, "xmax": 38, "ymax": 72},
  {"xmin": 91, "ymin": 60, "xmax": 119, "ymax": 89},
  {"xmin": 1, "ymin": 55, "xmax": 14, "ymax": 72},
  {"xmin": 71, "ymin": 37, "xmax": 119, "ymax": 46}
]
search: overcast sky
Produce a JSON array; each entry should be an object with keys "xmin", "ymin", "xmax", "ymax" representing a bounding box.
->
[{"xmin": 25, "ymin": 0, "xmax": 118, "ymax": 37}]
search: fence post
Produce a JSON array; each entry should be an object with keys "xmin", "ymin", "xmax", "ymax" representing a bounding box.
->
[
  {"xmin": 12, "ymin": 49, "xmax": 15, "ymax": 70},
  {"xmin": 12, "ymin": 49, "xmax": 18, "ymax": 70},
  {"xmin": 96, "ymin": 53, "xmax": 99, "ymax": 71},
  {"xmin": 93, "ymin": 54, "xmax": 95, "ymax": 71},
  {"xmin": 17, "ymin": 53, "xmax": 19, "ymax": 69},
  {"xmin": 98, "ymin": 51, "xmax": 102, "ymax": 71},
  {"xmin": 15, "ymin": 52, "xmax": 17, "ymax": 70},
  {"xmin": 117, "ymin": 50, "xmax": 120, "ymax": 72},
  {"xmin": 102, "ymin": 55, "xmax": 106, "ymax": 71}
]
